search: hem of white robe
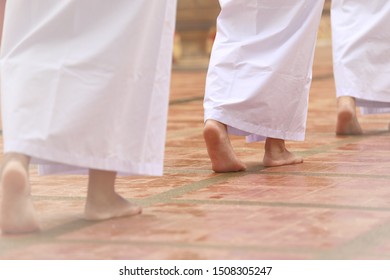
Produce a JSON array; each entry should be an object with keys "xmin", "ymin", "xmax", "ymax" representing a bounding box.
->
[
  {"xmin": 4, "ymin": 141, "xmax": 163, "ymax": 176},
  {"xmin": 337, "ymin": 90, "xmax": 390, "ymax": 115},
  {"xmin": 204, "ymin": 111, "xmax": 305, "ymax": 143}
]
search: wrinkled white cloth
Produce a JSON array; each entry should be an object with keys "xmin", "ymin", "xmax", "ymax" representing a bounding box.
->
[
  {"xmin": 331, "ymin": 0, "xmax": 390, "ymax": 114},
  {"xmin": 0, "ymin": 0, "xmax": 177, "ymax": 175},
  {"xmin": 204, "ymin": 0, "xmax": 325, "ymax": 142}
]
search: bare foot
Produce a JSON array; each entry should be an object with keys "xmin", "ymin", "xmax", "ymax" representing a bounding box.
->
[
  {"xmin": 263, "ymin": 138, "xmax": 303, "ymax": 167},
  {"xmin": 336, "ymin": 96, "xmax": 363, "ymax": 135},
  {"xmin": 84, "ymin": 169, "xmax": 141, "ymax": 221},
  {"xmin": 84, "ymin": 193, "xmax": 142, "ymax": 221},
  {"xmin": 0, "ymin": 160, "xmax": 40, "ymax": 234},
  {"xmin": 203, "ymin": 119, "xmax": 246, "ymax": 173}
]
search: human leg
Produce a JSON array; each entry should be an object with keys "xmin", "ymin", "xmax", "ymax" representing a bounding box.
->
[
  {"xmin": 336, "ymin": 96, "xmax": 363, "ymax": 135},
  {"xmin": 204, "ymin": 0, "xmax": 325, "ymax": 170},
  {"xmin": 0, "ymin": 153, "xmax": 40, "ymax": 234},
  {"xmin": 84, "ymin": 169, "xmax": 141, "ymax": 221},
  {"xmin": 263, "ymin": 138, "xmax": 303, "ymax": 167},
  {"xmin": 331, "ymin": 0, "xmax": 390, "ymax": 133},
  {"xmin": 203, "ymin": 119, "xmax": 246, "ymax": 173}
]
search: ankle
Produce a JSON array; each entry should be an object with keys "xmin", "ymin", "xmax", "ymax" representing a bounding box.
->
[
  {"xmin": 337, "ymin": 96, "xmax": 356, "ymax": 109},
  {"xmin": 265, "ymin": 138, "xmax": 286, "ymax": 153}
]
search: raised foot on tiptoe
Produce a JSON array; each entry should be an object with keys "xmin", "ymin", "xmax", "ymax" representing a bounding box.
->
[
  {"xmin": 336, "ymin": 110, "xmax": 363, "ymax": 135},
  {"xmin": 0, "ymin": 161, "xmax": 40, "ymax": 234},
  {"xmin": 336, "ymin": 97, "xmax": 363, "ymax": 135},
  {"xmin": 203, "ymin": 120, "xmax": 246, "ymax": 173},
  {"xmin": 84, "ymin": 193, "xmax": 142, "ymax": 221}
]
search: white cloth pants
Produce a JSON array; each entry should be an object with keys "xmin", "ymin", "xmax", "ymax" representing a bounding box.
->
[
  {"xmin": 331, "ymin": 0, "xmax": 390, "ymax": 114},
  {"xmin": 204, "ymin": 0, "xmax": 325, "ymax": 142},
  {"xmin": 1, "ymin": 0, "xmax": 177, "ymax": 175}
]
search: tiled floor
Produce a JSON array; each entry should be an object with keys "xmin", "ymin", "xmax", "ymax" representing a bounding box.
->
[{"xmin": 1, "ymin": 16, "xmax": 390, "ymax": 260}]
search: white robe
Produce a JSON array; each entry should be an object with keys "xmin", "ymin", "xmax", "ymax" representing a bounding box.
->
[
  {"xmin": 331, "ymin": 0, "xmax": 390, "ymax": 114},
  {"xmin": 204, "ymin": 0, "xmax": 325, "ymax": 142},
  {"xmin": 0, "ymin": 0, "xmax": 177, "ymax": 176}
]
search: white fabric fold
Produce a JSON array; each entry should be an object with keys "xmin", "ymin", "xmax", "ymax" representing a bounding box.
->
[{"xmin": 1, "ymin": 0, "xmax": 177, "ymax": 175}]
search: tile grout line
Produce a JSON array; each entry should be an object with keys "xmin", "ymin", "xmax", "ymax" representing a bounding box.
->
[
  {"xmin": 169, "ymin": 199, "xmax": 390, "ymax": 213},
  {"xmin": 1, "ymin": 98, "xmax": 390, "ymax": 258},
  {"xmin": 315, "ymin": 218, "xmax": 390, "ymax": 259},
  {"xmin": 21, "ymin": 132, "xmax": 390, "ymax": 227},
  {"xmin": 138, "ymin": 172, "xmax": 247, "ymax": 207},
  {"xmin": 0, "ymin": 237, "xmax": 322, "ymax": 259}
]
